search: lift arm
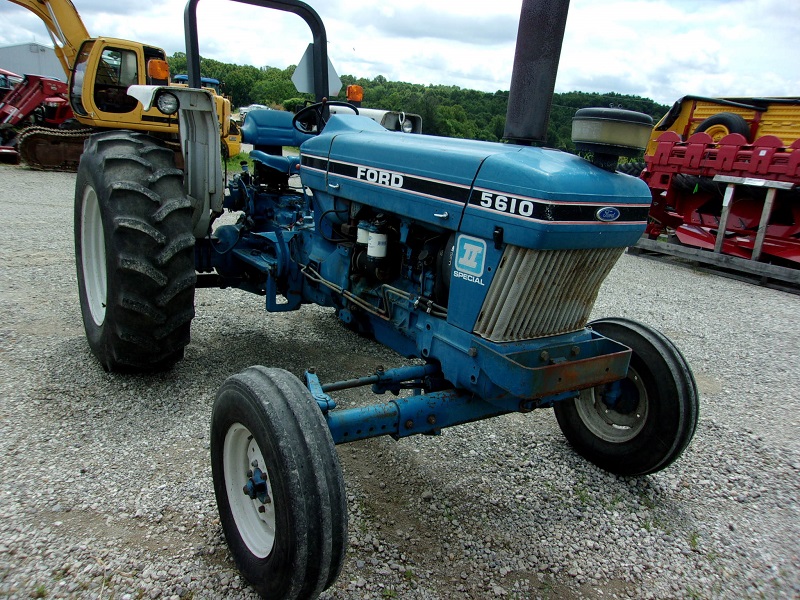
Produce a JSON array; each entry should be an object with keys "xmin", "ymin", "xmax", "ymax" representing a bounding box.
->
[{"xmin": 8, "ymin": 0, "xmax": 91, "ymax": 74}]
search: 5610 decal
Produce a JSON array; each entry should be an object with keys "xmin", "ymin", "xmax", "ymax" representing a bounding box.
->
[{"xmin": 478, "ymin": 191, "xmax": 537, "ymax": 218}]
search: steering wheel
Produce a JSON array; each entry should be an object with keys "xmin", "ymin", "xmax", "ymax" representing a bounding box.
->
[{"xmin": 292, "ymin": 100, "xmax": 360, "ymax": 134}]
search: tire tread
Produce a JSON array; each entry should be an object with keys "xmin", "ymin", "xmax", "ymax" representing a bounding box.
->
[{"xmin": 74, "ymin": 130, "xmax": 196, "ymax": 372}]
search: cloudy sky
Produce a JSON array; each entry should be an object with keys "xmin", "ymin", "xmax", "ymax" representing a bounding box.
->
[{"xmin": 1, "ymin": 0, "xmax": 797, "ymax": 105}]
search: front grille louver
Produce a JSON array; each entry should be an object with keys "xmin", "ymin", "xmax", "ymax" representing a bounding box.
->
[{"xmin": 474, "ymin": 246, "xmax": 624, "ymax": 342}]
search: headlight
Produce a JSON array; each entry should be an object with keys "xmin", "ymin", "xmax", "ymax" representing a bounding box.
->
[
  {"xmin": 401, "ymin": 119, "xmax": 414, "ymax": 133},
  {"xmin": 156, "ymin": 92, "xmax": 179, "ymax": 115}
]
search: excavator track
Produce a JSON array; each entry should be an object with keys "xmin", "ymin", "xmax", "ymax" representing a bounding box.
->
[{"xmin": 17, "ymin": 126, "xmax": 93, "ymax": 171}]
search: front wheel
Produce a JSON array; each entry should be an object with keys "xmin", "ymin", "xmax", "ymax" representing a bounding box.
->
[
  {"xmin": 554, "ymin": 318, "xmax": 698, "ymax": 476},
  {"xmin": 211, "ymin": 367, "xmax": 347, "ymax": 599}
]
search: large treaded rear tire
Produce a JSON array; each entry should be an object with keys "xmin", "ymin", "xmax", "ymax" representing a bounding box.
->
[
  {"xmin": 74, "ymin": 131, "xmax": 196, "ymax": 372},
  {"xmin": 616, "ymin": 161, "xmax": 645, "ymax": 177}
]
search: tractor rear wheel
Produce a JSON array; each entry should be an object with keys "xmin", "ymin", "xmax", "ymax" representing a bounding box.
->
[
  {"xmin": 74, "ymin": 131, "xmax": 196, "ymax": 372},
  {"xmin": 211, "ymin": 367, "xmax": 347, "ymax": 599},
  {"xmin": 554, "ymin": 318, "xmax": 698, "ymax": 476}
]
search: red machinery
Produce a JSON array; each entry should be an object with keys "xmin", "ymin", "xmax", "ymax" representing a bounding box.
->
[
  {"xmin": 638, "ymin": 131, "xmax": 800, "ymax": 283},
  {"xmin": 0, "ymin": 68, "xmax": 23, "ymax": 102},
  {"xmin": 0, "ymin": 74, "xmax": 74, "ymax": 163}
]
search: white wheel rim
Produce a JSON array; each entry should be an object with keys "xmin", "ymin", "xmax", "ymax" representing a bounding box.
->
[
  {"xmin": 575, "ymin": 366, "xmax": 648, "ymax": 443},
  {"xmin": 223, "ymin": 423, "xmax": 276, "ymax": 558},
  {"xmin": 81, "ymin": 186, "xmax": 107, "ymax": 326}
]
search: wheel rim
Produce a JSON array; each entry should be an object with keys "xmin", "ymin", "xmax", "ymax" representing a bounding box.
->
[
  {"xmin": 81, "ymin": 186, "xmax": 107, "ymax": 326},
  {"xmin": 702, "ymin": 124, "xmax": 730, "ymax": 142},
  {"xmin": 223, "ymin": 423, "xmax": 276, "ymax": 558},
  {"xmin": 574, "ymin": 366, "xmax": 648, "ymax": 443}
]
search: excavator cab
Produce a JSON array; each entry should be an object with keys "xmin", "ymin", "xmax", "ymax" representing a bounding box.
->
[
  {"xmin": 68, "ymin": 38, "xmax": 177, "ymax": 133},
  {"xmin": 9, "ymin": 0, "xmax": 237, "ymax": 168}
]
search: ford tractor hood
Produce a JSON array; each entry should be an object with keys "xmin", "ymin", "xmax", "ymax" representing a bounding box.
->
[{"xmin": 300, "ymin": 115, "xmax": 651, "ymax": 250}]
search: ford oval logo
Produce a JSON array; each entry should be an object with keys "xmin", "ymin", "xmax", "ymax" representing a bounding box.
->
[{"xmin": 596, "ymin": 206, "xmax": 621, "ymax": 222}]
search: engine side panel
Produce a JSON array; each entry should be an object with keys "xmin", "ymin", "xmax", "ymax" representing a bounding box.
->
[
  {"xmin": 300, "ymin": 115, "xmax": 651, "ymax": 249},
  {"xmin": 301, "ymin": 115, "xmax": 514, "ymax": 230}
]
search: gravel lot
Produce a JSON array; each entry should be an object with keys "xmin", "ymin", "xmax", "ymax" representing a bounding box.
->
[{"xmin": 1, "ymin": 164, "xmax": 798, "ymax": 600}]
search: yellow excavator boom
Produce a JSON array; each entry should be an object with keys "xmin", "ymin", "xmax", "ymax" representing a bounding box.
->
[{"xmin": 9, "ymin": 0, "xmax": 90, "ymax": 74}]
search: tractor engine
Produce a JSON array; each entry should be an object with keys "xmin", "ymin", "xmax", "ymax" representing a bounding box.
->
[
  {"xmin": 199, "ymin": 110, "xmax": 653, "ymax": 402},
  {"xmin": 213, "ymin": 130, "xmax": 455, "ymax": 334}
]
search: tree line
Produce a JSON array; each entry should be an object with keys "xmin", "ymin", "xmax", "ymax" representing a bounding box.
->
[{"xmin": 167, "ymin": 52, "xmax": 669, "ymax": 151}]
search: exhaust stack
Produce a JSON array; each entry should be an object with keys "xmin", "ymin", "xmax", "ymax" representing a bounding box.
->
[{"xmin": 504, "ymin": 0, "xmax": 570, "ymax": 145}]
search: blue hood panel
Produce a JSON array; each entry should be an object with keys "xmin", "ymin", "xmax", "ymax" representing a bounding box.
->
[{"xmin": 300, "ymin": 115, "xmax": 651, "ymax": 249}]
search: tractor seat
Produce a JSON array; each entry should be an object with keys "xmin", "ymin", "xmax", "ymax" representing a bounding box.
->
[{"xmin": 240, "ymin": 109, "xmax": 314, "ymax": 151}]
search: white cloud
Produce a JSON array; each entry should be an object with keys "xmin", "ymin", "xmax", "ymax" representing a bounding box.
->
[{"xmin": 0, "ymin": 0, "xmax": 796, "ymax": 105}]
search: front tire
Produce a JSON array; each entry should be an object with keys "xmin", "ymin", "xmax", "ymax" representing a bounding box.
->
[
  {"xmin": 211, "ymin": 367, "xmax": 347, "ymax": 599},
  {"xmin": 74, "ymin": 131, "xmax": 196, "ymax": 371},
  {"xmin": 554, "ymin": 318, "xmax": 698, "ymax": 476}
]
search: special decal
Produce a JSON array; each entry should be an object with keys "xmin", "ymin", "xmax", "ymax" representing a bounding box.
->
[
  {"xmin": 454, "ymin": 235, "xmax": 486, "ymax": 286},
  {"xmin": 356, "ymin": 167, "xmax": 404, "ymax": 188},
  {"xmin": 301, "ymin": 155, "xmax": 470, "ymax": 204},
  {"xmin": 477, "ymin": 191, "xmax": 540, "ymax": 218},
  {"xmin": 300, "ymin": 155, "xmax": 650, "ymax": 224}
]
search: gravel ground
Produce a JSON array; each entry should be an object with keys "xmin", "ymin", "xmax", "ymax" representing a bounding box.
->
[{"xmin": 1, "ymin": 164, "xmax": 798, "ymax": 600}]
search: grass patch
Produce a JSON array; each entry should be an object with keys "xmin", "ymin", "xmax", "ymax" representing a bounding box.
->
[
  {"xmin": 685, "ymin": 585, "xmax": 704, "ymax": 599},
  {"xmin": 32, "ymin": 584, "xmax": 47, "ymax": 598},
  {"xmin": 688, "ymin": 530, "xmax": 700, "ymax": 551},
  {"xmin": 638, "ymin": 490, "xmax": 656, "ymax": 509},
  {"xmin": 223, "ymin": 152, "xmax": 252, "ymax": 173},
  {"xmin": 573, "ymin": 483, "xmax": 590, "ymax": 505},
  {"xmin": 539, "ymin": 578, "xmax": 555, "ymax": 598}
]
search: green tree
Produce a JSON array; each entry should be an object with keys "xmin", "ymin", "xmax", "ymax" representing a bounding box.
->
[{"xmin": 166, "ymin": 52, "xmax": 670, "ymax": 147}]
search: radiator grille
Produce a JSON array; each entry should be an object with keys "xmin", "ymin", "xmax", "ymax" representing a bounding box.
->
[{"xmin": 473, "ymin": 246, "xmax": 624, "ymax": 342}]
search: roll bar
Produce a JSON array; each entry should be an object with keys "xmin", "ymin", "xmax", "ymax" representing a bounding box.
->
[{"xmin": 184, "ymin": 0, "xmax": 330, "ymax": 102}]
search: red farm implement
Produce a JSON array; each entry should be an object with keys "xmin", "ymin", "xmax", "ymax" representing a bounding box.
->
[
  {"xmin": 0, "ymin": 74, "xmax": 73, "ymax": 164},
  {"xmin": 633, "ymin": 97, "xmax": 800, "ymax": 285}
]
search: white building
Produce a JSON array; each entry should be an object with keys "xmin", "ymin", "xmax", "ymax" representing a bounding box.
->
[{"xmin": 0, "ymin": 42, "xmax": 63, "ymax": 80}]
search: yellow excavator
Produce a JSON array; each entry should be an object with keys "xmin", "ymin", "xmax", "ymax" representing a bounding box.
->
[{"xmin": 8, "ymin": 0, "xmax": 239, "ymax": 169}]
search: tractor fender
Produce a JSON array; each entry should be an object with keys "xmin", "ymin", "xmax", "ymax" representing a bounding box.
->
[{"xmin": 128, "ymin": 85, "xmax": 223, "ymax": 238}]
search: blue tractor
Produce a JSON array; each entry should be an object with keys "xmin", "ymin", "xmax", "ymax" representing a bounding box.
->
[{"xmin": 73, "ymin": 0, "xmax": 698, "ymax": 598}]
